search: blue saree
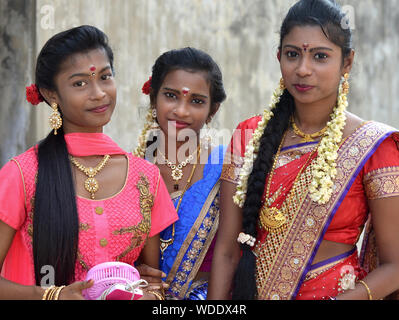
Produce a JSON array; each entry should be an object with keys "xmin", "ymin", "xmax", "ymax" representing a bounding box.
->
[{"xmin": 160, "ymin": 145, "xmax": 226, "ymax": 300}]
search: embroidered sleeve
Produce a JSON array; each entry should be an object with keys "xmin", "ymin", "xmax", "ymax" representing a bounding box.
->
[
  {"xmin": 220, "ymin": 153, "xmax": 244, "ymax": 184},
  {"xmin": 363, "ymin": 134, "xmax": 399, "ymax": 200},
  {"xmin": 220, "ymin": 116, "xmax": 260, "ymax": 184},
  {"xmin": 364, "ymin": 167, "xmax": 399, "ymax": 200}
]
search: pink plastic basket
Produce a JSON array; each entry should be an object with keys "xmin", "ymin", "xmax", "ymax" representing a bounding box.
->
[{"xmin": 82, "ymin": 262, "xmax": 142, "ymax": 300}]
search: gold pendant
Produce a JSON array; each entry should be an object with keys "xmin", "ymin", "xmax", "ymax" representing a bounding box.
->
[
  {"xmin": 171, "ymin": 167, "xmax": 183, "ymax": 181},
  {"xmin": 160, "ymin": 238, "xmax": 173, "ymax": 260},
  {"xmin": 160, "ymin": 241, "xmax": 170, "ymax": 253},
  {"xmin": 84, "ymin": 177, "xmax": 99, "ymax": 199},
  {"xmin": 259, "ymin": 207, "xmax": 287, "ymax": 232}
]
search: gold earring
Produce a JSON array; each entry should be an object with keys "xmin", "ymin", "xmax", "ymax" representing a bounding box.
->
[
  {"xmin": 342, "ymin": 73, "xmax": 350, "ymax": 95},
  {"xmin": 150, "ymin": 107, "xmax": 159, "ymax": 129},
  {"xmin": 49, "ymin": 102, "xmax": 62, "ymax": 135},
  {"xmin": 201, "ymin": 120, "xmax": 213, "ymax": 150},
  {"xmin": 279, "ymin": 77, "xmax": 285, "ymax": 90}
]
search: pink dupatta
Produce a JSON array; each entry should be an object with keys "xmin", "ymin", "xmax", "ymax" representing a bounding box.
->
[{"xmin": 64, "ymin": 132, "xmax": 127, "ymax": 156}]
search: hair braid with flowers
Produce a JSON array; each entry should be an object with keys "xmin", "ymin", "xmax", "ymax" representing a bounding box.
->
[
  {"xmin": 232, "ymin": 0, "xmax": 353, "ymax": 300},
  {"xmin": 232, "ymin": 87, "xmax": 295, "ymax": 299}
]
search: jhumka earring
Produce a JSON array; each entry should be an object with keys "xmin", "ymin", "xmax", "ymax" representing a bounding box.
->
[
  {"xmin": 49, "ymin": 102, "xmax": 62, "ymax": 135},
  {"xmin": 342, "ymin": 73, "xmax": 350, "ymax": 95},
  {"xmin": 201, "ymin": 118, "xmax": 214, "ymax": 150},
  {"xmin": 279, "ymin": 77, "xmax": 285, "ymax": 90},
  {"xmin": 150, "ymin": 107, "xmax": 159, "ymax": 129}
]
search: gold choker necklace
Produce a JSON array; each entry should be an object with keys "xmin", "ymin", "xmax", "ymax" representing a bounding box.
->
[
  {"xmin": 70, "ymin": 155, "xmax": 111, "ymax": 199},
  {"xmin": 291, "ymin": 117, "xmax": 328, "ymax": 143}
]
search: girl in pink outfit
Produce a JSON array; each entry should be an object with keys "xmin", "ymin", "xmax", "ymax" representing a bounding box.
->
[{"xmin": 0, "ymin": 25, "xmax": 178, "ymax": 300}]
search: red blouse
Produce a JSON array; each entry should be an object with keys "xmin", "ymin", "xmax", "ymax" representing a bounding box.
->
[{"xmin": 221, "ymin": 116, "xmax": 399, "ymax": 245}]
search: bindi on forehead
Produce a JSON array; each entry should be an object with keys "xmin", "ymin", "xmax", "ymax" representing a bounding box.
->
[
  {"xmin": 182, "ymin": 87, "xmax": 190, "ymax": 96},
  {"xmin": 89, "ymin": 65, "xmax": 96, "ymax": 76},
  {"xmin": 283, "ymin": 25, "xmax": 340, "ymax": 52}
]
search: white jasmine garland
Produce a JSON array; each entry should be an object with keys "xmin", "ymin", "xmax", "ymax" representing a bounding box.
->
[
  {"xmin": 233, "ymin": 85, "xmax": 284, "ymax": 207},
  {"xmin": 233, "ymin": 81, "xmax": 347, "ymax": 207},
  {"xmin": 133, "ymin": 108, "xmax": 156, "ymax": 158}
]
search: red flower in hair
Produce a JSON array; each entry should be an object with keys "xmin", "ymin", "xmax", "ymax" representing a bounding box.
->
[
  {"xmin": 26, "ymin": 84, "xmax": 44, "ymax": 105},
  {"xmin": 142, "ymin": 76, "xmax": 152, "ymax": 95}
]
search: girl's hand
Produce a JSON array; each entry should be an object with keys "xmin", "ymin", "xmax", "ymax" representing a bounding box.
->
[
  {"xmin": 136, "ymin": 263, "xmax": 169, "ymax": 291},
  {"xmin": 57, "ymin": 279, "xmax": 94, "ymax": 300}
]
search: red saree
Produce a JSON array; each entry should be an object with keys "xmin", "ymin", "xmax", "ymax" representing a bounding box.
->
[{"xmin": 222, "ymin": 118, "xmax": 399, "ymax": 300}]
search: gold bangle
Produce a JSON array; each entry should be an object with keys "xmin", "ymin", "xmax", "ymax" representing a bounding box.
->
[
  {"xmin": 357, "ymin": 280, "xmax": 373, "ymax": 300},
  {"xmin": 47, "ymin": 287, "xmax": 58, "ymax": 300},
  {"xmin": 41, "ymin": 286, "xmax": 55, "ymax": 300},
  {"xmin": 148, "ymin": 290, "xmax": 165, "ymax": 301},
  {"xmin": 54, "ymin": 286, "xmax": 66, "ymax": 300}
]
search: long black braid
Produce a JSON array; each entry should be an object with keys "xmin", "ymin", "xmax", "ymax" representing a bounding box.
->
[{"xmin": 232, "ymin": 90, "xmax": 295, "ymax": 299}]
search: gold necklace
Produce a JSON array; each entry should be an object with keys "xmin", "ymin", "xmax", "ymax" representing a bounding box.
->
[
  {"xmin": 158, "ymin": 146, "xmax": 200, "ymax": 190},
  {"xmin": 259, "ymin": 134, "xmax": 287, "ymax": 233},
  {"xmin": 291, "ymin": 116, "xmax": 328, "ymax": 143},
  {"xmin": 160, "ymin": 147, "xmax": 201, "ymax": 259},
  {"xmin": 259, "ymin": 132, "xmax": 317, "ymax": 233},
  {"xmin": 70, "ymin": 155, "xmax": 111, "ymax": 200}
]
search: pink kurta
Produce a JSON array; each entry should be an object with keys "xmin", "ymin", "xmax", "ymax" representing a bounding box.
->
[{"xmin": 0, "ymin": 133, "xmax": 178, "ymax": 285}]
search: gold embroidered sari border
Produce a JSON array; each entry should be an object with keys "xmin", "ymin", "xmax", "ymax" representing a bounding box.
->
[
  {"xmin": 364, "ymin": 166, "xmax": 399, "ymax": 200},
  {"xmin": 257, "ymin": 121, "xmax": 397, "ymax": 300},
  {"xmin": 180, "ymin": 212, "xmax": 219, "ymax": 298},
  {"xmin": 167, "ymin": 182, "xmax": 220, "ymax": 299}
]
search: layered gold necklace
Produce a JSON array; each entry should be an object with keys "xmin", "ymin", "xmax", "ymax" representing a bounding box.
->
[
  {"xmin": 70, "ymin": 155, "xmax": 111, "ymax": 200},
  {"xmin": 159, "ymin": 146, "xmax": 201, "ymax": 258},
  {"xmin": 291, "ymin": 116, "xmax": 328, "ymax": 143}
]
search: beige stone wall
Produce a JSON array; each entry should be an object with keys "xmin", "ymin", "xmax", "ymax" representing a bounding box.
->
[{"xmin": 1, "ymin": 0, "xmax": 399, "ymax": 164}]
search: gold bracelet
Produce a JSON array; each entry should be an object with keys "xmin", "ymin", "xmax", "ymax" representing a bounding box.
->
[
  {"xmin": 54, "ymin": 286, "xmax": 66, "ymax": 300},
  {"xmin": 41, "ymin": 286, "xmax": 55, "ymax": 300},
  {"xmin": 47, "ymin": 287, "xmax": 58, "ymax": 300},
  {"xmin": 148, "ymin": 290, "xmax": 165, "ymax": 301},
  {"xmin": 357, "ymin": 280, "xmax": 373, "ymax": 300}
]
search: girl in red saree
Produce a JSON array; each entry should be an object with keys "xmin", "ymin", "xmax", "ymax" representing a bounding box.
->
[{"xmin": 208, "ymin": 0, "xmax": 399, "ymax": 300}]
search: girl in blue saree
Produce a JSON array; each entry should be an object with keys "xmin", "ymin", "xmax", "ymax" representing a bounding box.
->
[{"xmin": 134, "ymin": 47, "xmax": 227, "ymax": 299}]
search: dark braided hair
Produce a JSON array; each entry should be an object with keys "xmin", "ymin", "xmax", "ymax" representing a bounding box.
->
[
  {"xmin": 232, "ymin": 91, "xmax": 295, "ymax": 299},
  {"xmin": 232, "ymin": 0, "xmax": 353, "ymax": 300}
]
